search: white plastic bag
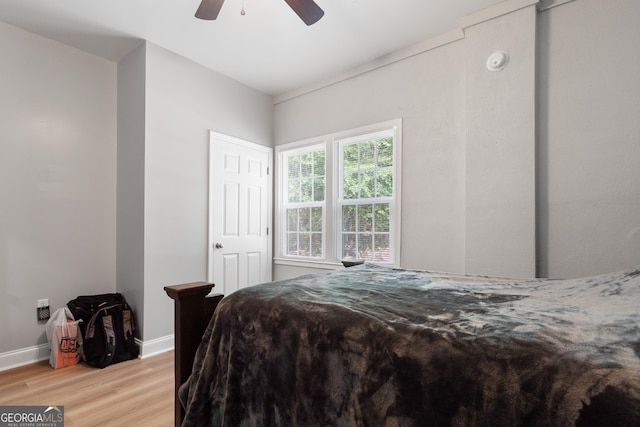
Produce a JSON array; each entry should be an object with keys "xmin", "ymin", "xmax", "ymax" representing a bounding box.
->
[{"xmin": 45, "ymin": 307, "xmax": 82, "ymax": 369}]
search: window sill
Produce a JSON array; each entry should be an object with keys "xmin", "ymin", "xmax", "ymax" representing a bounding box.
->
[{"xmin": 273, "ymin": 258, "xmax": 344, "ymax": 270}]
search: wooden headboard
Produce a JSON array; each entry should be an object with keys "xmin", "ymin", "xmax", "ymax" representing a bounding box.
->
[{"xmin": 164, "ymin": 282, "xmax": 223, "ymax": 426}]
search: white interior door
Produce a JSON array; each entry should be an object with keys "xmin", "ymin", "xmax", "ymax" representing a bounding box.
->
[{"xmin": 208, "ymin": 132, "xmax": 272, "ymax": 295}]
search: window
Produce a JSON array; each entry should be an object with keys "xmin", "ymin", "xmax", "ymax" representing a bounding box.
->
[
  {"xmin": 282, "ymin": 145, "xmax": 325, "ymax": 258},
  {"xmin": 276, "ymin": 119, "xmax": 401, "ymax": 267},
  {"xmin": 338, "ymin": 131, "xmax": 394, "ymax": 263}
]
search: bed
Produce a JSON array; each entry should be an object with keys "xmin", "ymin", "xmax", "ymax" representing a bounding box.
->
[{"xmin": 165, "ymin": 264, "xmax": 640, "ymax": 426}]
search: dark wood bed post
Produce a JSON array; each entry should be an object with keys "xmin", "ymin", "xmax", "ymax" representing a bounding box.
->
[{"xmin": 164, "ymin": 282, "xmax": 224, "ymax": 427}]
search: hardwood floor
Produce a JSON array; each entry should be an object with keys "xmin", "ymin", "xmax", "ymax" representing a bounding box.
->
[{"xmin": 0, "ymin": 351, "xmax": 174, "ymax": 426}]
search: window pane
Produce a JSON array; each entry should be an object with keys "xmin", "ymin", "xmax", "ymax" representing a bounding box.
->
[
  {"xmin": 342, "ymin": 233, "xmax": 357, "ymax": 259},
  {"xmin": 288, "ymin": 179, "xmax": 300, "ymax": 203},
  {"xmin": 285, "ymin": 209, "xmax": 322, "ymax": 259},
  {"xmin": 376, "ymin": 137, "xmax": 393, "ymax": 168},
  {"xmin": 360, "ymin": 169, "xmax": 375, "ymax": 199},
  {"xmin": 300, "ymin": 233, "xmax": 311, "ymax": 256},
  {"xmin": 341, "ymin": 138, "xmax": 395, "ymax": 202},
  {"xmin": 374, "ymin": 203, "xmax": 390, "ymax": 232},
  {"xmin": 314, "ymin": 177, "xmax": 325, "ymax": 202},
  {"xmin": 314, "ymin": 151, "xmax": 325, "ymax": 176},
  {"xmin": 358, "ymin": 204, "xmax": 373, "ymax": 232},
  {"xmin": 342, "ymin": 205, "xmax": 356, "ymax": 232},
  {"xmin": 374, "ymin": 235, "xmax": 390, "ymax": 263},
  {"xmin": 343, "ymin": 144, "xmax": 359, "ymax": 170},
  {"xmin": 287, "ymin": 209, "xmax": 298, "ymax": 232},
  {"xmin": 287, "ymin": 233, "xmax": 298, "ymax": 255},
  {"xmin": 288, "ymin": 155, "xmax": 300, "ymax": 179},
  {"xmin": 360, "ymin": 140, "xmax": 375, "ymax": 168},
  {"xmin": 343, "ymin": 171, "xmax": 359, "ymax": 199},
  {"xmin": 299, "ymin": 208, "xmax": 310, "ymax": 232},
  {"xmin": 301, "ymin": 178, "xmax": 313, "ymax": 202},
  {"xmin": 311, "ymin": 233, "xmax": 323, "ymax": 257},
  {"xmin": 376, "ymin": 168, "xmax": 393, "ymax": 197},
  {"xmin": 301, "ymin": 153, "xmax": 313, "ymax": 177},
  {"xmin": 359, "ymin": 234, "xmax": 372, "ymax": 260},
  {"xmin": 311, "ymin": 207, "xmax": 323, "ymax": 232}
]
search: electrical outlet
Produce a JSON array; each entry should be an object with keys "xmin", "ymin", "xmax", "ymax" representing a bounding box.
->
[{"xmin": 37, "ymin": 299, "xmax": 50, "ymax": 321}]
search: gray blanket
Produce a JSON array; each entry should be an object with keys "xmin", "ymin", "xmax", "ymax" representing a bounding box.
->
[{"xmin": 180, "ymin": 264, "xmax": 640, "ymax": 426}]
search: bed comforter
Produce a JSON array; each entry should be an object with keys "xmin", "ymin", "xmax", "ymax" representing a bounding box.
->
[{"xmin": 180, "ymin": 264, "xmax": 640, "ymax": 426}]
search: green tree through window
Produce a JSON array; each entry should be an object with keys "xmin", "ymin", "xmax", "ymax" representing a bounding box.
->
[
  {"xmin": 277, "ymin": 120, "xmax": 400, "ymax": 266},
  {"xmin": 339, "ymin": 136, "xmax": 393, "ymax": 263}
]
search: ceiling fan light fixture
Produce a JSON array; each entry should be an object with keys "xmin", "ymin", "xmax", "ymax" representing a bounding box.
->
[{"xmin": 194, "ymin": 0, "xmax": 324, "ymax": 25}]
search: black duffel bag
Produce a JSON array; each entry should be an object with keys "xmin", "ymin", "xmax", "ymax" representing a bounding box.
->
[{"xmin": 67, "ymin": 293, "xmax": 139, "ymax": 368}]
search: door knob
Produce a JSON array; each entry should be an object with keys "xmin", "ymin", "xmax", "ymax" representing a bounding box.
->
[{"xmin": 215, "ymin": 242, "xmax": 224, "ymax": 249}]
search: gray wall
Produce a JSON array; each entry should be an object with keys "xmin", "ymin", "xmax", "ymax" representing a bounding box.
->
[
  {"xmin": 537, "ymin": 0, "xmax": 640, "ymax": 277},
  {"xmin": 275, "ymin": 0, "xmax": 640, "ymax": 280},
  {"xmin": 464, "ymin": 5, "xmax": 537, "ymax": 277},
  {"xmin": 116, "ymin": 43, "xmax": 146, "ymax": 338},
  {"xmin": 0, "ymin": 30, "xmax": 273, "ymax": 363},
  {"xmin": 121, "ymin": 42, "xmax": 274, "ymax": 347},
  {"xmin": 0, "ymin": 21, "xmax": 117, "ymax": 357}
]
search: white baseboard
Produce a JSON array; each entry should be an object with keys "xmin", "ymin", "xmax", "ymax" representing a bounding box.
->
[
  {"xmin": 137, "ymin": 334, "xmax": 174, "ymax": 359},
  {"xmin": 0, "ymin": 335, "xmax": 175, "ymax": 371},
  {"xmin": 0, "ymin": 344, "xmax": 50, "ymax": 372}
]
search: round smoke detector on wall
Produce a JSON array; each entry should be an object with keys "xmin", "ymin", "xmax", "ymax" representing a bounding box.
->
[{"xmin": 486, "ymin": 51, "xmax": 509, "ymax": 71}]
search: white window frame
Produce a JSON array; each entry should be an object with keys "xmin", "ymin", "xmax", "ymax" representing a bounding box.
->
[
  {"xmin": 280, "ymin": 143, "xmax": 326, "ymax": 260},
  {"xmin": 275, "ymin": 119, "xmax": 402, "ymax": 268}
]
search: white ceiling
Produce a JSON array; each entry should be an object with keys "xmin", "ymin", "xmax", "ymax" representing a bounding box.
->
[{"xmin": 0, "ymin": 0, "xmax": 503, "ymax": 96}]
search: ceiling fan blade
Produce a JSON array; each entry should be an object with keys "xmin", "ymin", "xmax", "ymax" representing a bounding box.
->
[
  {"xmin": 284, "ymin": 0, "xmax": 324, "ymax": 26},
  {"xmin": 195, "ymin": 0, "xmax": 225, "ymax": 20}
]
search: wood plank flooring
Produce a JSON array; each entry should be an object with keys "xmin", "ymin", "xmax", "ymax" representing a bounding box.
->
[{"xmin": 0, "ymin": 350, "xmax": 174, "ymax": 426}]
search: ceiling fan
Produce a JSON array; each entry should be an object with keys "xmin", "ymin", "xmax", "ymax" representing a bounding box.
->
[{"xmin": 195, "ymin": 0, "xmax": 324, "ymax": 26}]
